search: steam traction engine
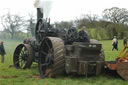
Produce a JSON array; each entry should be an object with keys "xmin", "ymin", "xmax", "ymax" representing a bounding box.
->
[{"xmin": 13, "ymin": 8, "xmax": 105, "ymax": 78}]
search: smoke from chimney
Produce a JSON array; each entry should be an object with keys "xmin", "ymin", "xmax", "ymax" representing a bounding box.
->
[
  {"xmin": 34, "ymin": 0, "xmax": 53, "ymax": 18},
  {"xmin": 34, "ymin": 0, "xmax": 40, "ymax": 8}
]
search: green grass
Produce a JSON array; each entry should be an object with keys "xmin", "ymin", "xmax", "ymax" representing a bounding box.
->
[
  {"xmin": 0, "ymin": 39, "xmax": 127, "ymax": 85},
  {"xmin": 101, "ymin": 40, "xmax": 124, "ymax": 61}
]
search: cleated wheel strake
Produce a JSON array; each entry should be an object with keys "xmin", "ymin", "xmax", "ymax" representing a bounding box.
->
[{"xmin": 38, "ymin": 37, "xmax": 65, "ymax": 78}]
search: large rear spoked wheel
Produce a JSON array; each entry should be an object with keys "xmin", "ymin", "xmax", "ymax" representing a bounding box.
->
[
  {"xmin": 39, "ymin": 37, "xmax": 65, "ymax": 78},
  {"xmin": 13, "ymin": 44, "xmax": 33, "ymax": 69}
]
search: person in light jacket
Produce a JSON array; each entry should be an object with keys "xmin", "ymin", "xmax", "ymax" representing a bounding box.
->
[{"xmin": 112, "ymin": 36, "xmax": 118, "ymax": 51}]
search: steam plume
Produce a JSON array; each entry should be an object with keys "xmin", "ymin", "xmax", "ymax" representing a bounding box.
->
[
  {"xmin": 34, "ymin": 0, "xmax": 53, "ymax": 17},
  {"xmin": 34, "ymin": 0, "xmax": 40, "ymax": 8}
]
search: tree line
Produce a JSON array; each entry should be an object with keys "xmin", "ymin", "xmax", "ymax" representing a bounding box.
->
[
  {"xmin": 55, "ymin": 7, "xmax": 128, "ymax": 40},
  {"xmin": 0, "ymin": 7, "xmax": 128, "ymax": 40}
]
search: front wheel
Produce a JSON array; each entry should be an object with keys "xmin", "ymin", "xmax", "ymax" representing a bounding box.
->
[{"xmin": 13, "ymin": 44, "xmax": 33, "ymax": 69}]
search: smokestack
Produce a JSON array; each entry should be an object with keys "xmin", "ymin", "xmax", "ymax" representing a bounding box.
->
[
  {"xmin": 34, "ymin": 0, "xmax": 43, "ymax": 21},
  {"xmin": 37, "ymin": 8, "xmax": 43, "ymax": 21},
  {"xmin": 34, "ymin": 0, "xmax": 53, "ymax": 18},
  {"xmin": 48, "ymin": 18, "xmax": 50, "ymax": 24}
]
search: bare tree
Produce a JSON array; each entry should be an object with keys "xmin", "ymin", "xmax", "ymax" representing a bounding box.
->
[
  {"xmin": 27, "ymin": 12, "xmax": 36, "ymax": 37},
  {"xmin": 54, "ymin": 21, "xmax": 73, "ymax": 29},
  {"xmin": 103, "ymin": 7, "xmax": 128, "ymax": 24},
  {"xmin": 75, "ymin": 14, "xmax": 98, "ymax": 28},
  {"xmin": 1, "ymin": 11, "xmax": 24, "ymax": 39}
]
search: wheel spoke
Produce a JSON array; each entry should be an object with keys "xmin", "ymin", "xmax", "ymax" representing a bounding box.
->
[
  {"xmin": 45, "ymin": 55, "xmax": 49, "ymax": 63},
  {"xmin": 39, "ymin": 25, "xmax": 41, "ymax": 29},
  {"xmin": 19, "ymin": 53, "xmax": 22, "ymax": 57},
  {"xmin": 20, "ymin": 60, "xmax": 25, "ymax": 68},
  {"xmin": 19, "ymin": 53, "xmax": 22, "ymax": 58},
  {"xmin": 41, "ymin": 41, "xmax": 45, "ymax": 47},
  {"xmin": 38, "ymin": 21, "xmax": 42, "ymax": 30},
  {"xmin": 20, "ymin": 60, "xmax": 23, "ymax": 67},
  {"xmin": 19, "ymin": 58, "xmax": 22, "ymax": 62},
  {"xmin": 41, "ymin": 51, "xmax": 47, "ymax": 55},
  {"xmin": 49, "ymin": 48, "xmax": 53, "ymax": 53},
  {"xmin": 45, "ymin": 40, "xmax": 50, "ymax": 49},
  {"xmin": 21, "ymin": 50, "xmax": 24, "ymax": 55},
  {"xmin": 19, "ymin": 47, "xmax": 27, "ymax": 68}
]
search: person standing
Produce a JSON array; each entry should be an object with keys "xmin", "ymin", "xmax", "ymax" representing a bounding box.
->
[
  {"xmin": 123, "ymin": 38, "xmax": 127, "ymax": 47},
  {"xmin": 0, "ymin": 41, "xmax": 6, "ymax": 63},
  {"xmin": 23, "ymin": 38, "xmax": 30, "ymax": 44},
  {"xmin": 112, "ymin": 36, "xmax": 118, "ymax": 51}
]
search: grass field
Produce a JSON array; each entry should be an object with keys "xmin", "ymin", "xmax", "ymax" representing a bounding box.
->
[{"xmin": 0, "ymin": 39, "xmax": 128, "ymax": 85}]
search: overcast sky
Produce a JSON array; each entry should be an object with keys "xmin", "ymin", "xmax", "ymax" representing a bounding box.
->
[{"xmin": 0, "ymin": 0, "xmax": 128, "ymax": 23}]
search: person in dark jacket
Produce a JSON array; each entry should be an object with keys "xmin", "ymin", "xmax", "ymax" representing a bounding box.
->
[
  {"xmin": 123, "ymin": 38, "xmax": 127, "ymax": 47},
  {"xmin": 0, "ymin": 41, "xmax": 6, "ymax": 63}
]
